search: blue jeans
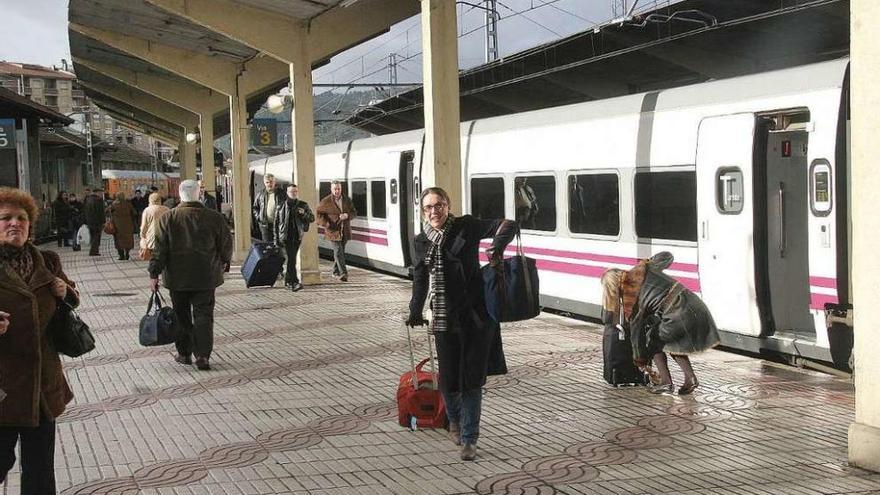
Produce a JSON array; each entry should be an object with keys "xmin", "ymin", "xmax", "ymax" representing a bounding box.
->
[{"xmin": 442, "ymin": 388, "xmax": 482, "ymax": 445}]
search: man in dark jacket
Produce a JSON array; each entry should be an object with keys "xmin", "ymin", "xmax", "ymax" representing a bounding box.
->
[
  {"xmin": 274, "ymin": 184, "xmax": 315, "ymax": 291},
  {"xmin": 131, "ymin": 189, "xmax": 148, "ymax": 233},
  {"xmin": 199, "ymin": 180, "xmax": 218, "ymax": 212},
  {"xmin": 82, "ymin": 189, "xmax": 106, "ymax": 256},
  {"xmin": 149, "ymin": 180, "xmax": 233, "ymax": 371},
  {"xmin": 252, "ymin": 174, "xmax": 286, "ymax": 243}
]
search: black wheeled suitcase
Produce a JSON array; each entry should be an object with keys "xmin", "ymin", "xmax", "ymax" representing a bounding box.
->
[
  {"xmin": 241, "ymin": 242, "xmax": 284, "ymax": 288},
  {"xmin": 602, "ymin": 312, "xmax": 647, "ymax": 386}
]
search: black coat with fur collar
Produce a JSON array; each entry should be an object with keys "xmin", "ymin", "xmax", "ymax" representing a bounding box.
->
[{"xmin": 408, "ymin": 215, "xmax": 518, "ymax": 392}]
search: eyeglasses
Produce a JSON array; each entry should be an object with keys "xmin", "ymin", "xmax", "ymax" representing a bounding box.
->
[{"xmin": 422, "ymin": 203, "xmax": 448, "ymax": 213}]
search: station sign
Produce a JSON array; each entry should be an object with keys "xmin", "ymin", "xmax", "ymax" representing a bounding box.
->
[
  {"xmin": 252, "ymin": 119, "xmax": 278, "ymax": 147},
  {"xmin": 0, "ymin": 119, "xmax": 15, "ymax": 149}
]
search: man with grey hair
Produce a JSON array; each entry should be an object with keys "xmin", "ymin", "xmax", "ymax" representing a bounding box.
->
[
  {"xmin": 149, "ymin": 179, "xmax": 232, "ymax": 371},
  {"xmin": 252, "ymin": 173, "xmax": 285, "ymax": 243},
  {"xmin": 316, "ymin": 180, "xmax": 357, "ymax": 281}
]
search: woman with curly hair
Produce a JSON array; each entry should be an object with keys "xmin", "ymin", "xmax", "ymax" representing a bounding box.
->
[{"xmin": 0, "ymin": 187, "xmax": 79, "ymax": 493}]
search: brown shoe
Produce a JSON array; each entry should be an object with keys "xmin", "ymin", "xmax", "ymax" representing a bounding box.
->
[
  {"xmin": 448, "ymin": 423, "xmax": 461, "ymax": 446},
  {"xmin": 195, "ymin": 357, "xmax": 211, "ymax": 371},
  {"xmin": 460, "ymin": 443, "xmax": 477, "ymax": 461},
  {"xmin": 175, "ymin": 354, "xmax": 192, "ymax": 365}
]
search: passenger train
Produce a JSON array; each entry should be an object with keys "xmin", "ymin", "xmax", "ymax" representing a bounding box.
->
[{"xmin": 251, "ymin": 59, "xmax": 853, "ymax": 369}]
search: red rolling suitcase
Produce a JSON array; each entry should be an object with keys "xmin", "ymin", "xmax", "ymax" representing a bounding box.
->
[{"xmin": 396, "ymin": 325, "xmax": 447, "ymax": 430}]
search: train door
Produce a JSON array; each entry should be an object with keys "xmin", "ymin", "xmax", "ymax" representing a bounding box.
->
[
  {"xmin": 765, "ymin": 128, "xmax": 814, "ymax": 337},
  {"xmin": 696, "ymin": 114, "xmax": 763, "ymax": 336},
  {"xmin": 398, "ymin": 150, "xmax": 416, "ymax": 268}
]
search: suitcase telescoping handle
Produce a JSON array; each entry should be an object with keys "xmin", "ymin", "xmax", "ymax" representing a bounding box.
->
[{"xmin": 405, "ymin": 324, "xmax": 438, "ymax": 391}]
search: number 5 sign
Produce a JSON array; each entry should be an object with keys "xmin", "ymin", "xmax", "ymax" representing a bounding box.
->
[{"xmin": 0, "ymin": 119, "xmax": 15, "ymax": 150}]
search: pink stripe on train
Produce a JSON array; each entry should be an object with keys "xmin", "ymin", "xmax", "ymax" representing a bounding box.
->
[{"xmin": 478, "ymin": 242, "xmax": 699, "ymax": 273}]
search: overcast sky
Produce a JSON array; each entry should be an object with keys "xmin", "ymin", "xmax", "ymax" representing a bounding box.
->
[{"xmin": 0, "ymin": 0, "xmax": 674, "ymax": 82}]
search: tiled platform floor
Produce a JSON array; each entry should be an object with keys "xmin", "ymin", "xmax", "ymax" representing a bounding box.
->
[{"xmin": 4, "ymin": 239, "xmax": 878, "ymax": 494}]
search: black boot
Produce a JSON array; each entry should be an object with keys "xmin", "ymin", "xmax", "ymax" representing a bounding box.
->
[{"xmin": 117, "ymin": 249, "xmax": 125, "ymax": 260}]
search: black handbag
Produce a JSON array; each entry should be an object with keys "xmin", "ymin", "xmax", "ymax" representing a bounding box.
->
[
  {"xmin": 139, "ymin": 290, "xmax": 180, "ymax": 346},
  {"xmin": 49, "ymin": 299, "xmax": 95, "ymax": 358},
  {"xmin": 481, "ymin": 233, "xmax": 541, "ymax": 323}
]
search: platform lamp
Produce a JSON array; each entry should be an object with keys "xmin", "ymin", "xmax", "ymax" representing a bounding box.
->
[{"xmin": 266, "ymin": 90, "xmax": 292, "ymax": 114}]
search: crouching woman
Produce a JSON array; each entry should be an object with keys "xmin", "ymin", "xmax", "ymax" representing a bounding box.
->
[
  {"xmin": 603, "ymin": 252, "xmax": 720, "ymax": 395},
  {"xmin": 406, "ymin": 187, "xmax": 517, "ymax": 461}
]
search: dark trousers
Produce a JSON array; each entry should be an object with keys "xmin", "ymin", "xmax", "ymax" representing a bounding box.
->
[
  {"xmin": 284, "ymin": 238, "xmax": 301, "ymax": 285},
  {"xmin": 170, "ymin": 289, "xmax": 216, "ymax": 359},
  {"xmin": 331, "ymin": 240, "xmax": 347, "ymax": 276},
  {"xmin": 88, "ymin": 226, "xmax": 102, "ymax": 255},
  {"xmin": 0, "ymin": 413, "xmax": 57, "ymax": 494},
  {"xmin": 259, "ymin": 223, "xmax": 275, "ymax": 244}
]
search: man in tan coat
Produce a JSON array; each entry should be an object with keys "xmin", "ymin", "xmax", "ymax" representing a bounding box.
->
[
  {"xmin": 149, "ymin": 180, "xmax": 232, "ymax": 370},
  {"xmin": 316, "ymin": 180, "xmax": 357, "ymax": 281}
]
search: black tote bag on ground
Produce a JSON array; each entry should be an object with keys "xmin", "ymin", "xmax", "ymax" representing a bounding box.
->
[
  {"xmin": 49, "ymin": 300, "xmax": 96, "ymax": 358},
  {"xmin": 139, "ymin": 290, "xmax": 180, "ymax": 346},
  {"xmin": 481, "ymin": 233, "xmax": 540, "ymax": 323}
]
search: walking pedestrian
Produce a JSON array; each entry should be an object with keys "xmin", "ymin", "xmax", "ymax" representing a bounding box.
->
[
  {"xmin": 83, "ymin": 189, "xmax": 106, "ymax": 256},
  {"xmin": 274, "ymin": 183, "xmax": 315, "ymax": 291},
  {"xmin": 406, "ymin": 187, "xmax": 517, "ymax": 461},
  {"xmin": 109, "ymin": 192, "xmax": 137, "ymax": 260},
  {"xmin": 316, "ymin": 180, "xmax": 357, "ymax": 281},
  {"xmin": 601, "ymin": 252, "xmax": 720, "ymax": 395},
  {"xmin": 149, "ymin": 180, "xmax": 232, "ymax": 371},
  {"xmin": 252, "ymin": 174, "xmax": 285, "ymax": 243},
  {"xmin": 0, "ymin": 187, "xmax": 79, "ymax": 493},
  {"xmin": 139, "ymin": 192, "xmax": 169, "ymax": 261},
  {"xmin": 51, "ymin": 191, "xmax": 72, "ymax": 247}
]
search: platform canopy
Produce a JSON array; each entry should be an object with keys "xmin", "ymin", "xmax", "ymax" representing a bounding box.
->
[{"xmin": 68, "ymin": 0, "xmax": 420, "ymax": 139}]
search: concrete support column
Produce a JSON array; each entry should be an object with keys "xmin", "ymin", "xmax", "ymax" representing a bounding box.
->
[
  {"xmin": 181, "ymin": 129, "xmax": 198, "ymax": 181},
  {"xmin": 229, "ymin": 74, "xmax": 252, "ymax": 262},
  {"xmin": 289, "ymin": 58, "xmax": 321, "ymax": 285},
  {"xmin": 420, "ymin": 0, "xmax": 462, "ymax": 213},
  {"xmin": 199, "ymin": 113, "xmax": 216, "ymax": 194},
  {"xmin": 849, "ymin": 0, "xmax": 880, "ymax": 472}
]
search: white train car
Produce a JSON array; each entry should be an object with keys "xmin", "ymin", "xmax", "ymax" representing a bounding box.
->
[{"xmin": 251, "ymin": 58, "xmax": 851, "ymax": 367}]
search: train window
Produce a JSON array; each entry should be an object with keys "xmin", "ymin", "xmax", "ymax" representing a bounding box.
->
[
  {"xmin": 470, "ymin": 177, "xmax": 504, "ymax": 220},
  {"xmin": 810, "ymin": 159, "xmax": 832, "ymax": 216},
  {"xmin": 371, "ymin": 180, "xmax": 387, "ymax": 219},
  {"xmin": 569, "ymin": 173, "xmax": 619, "ymax": 236},
  {"xmin": 515, "ymin": 175, "xmax": 556, "ymax": 231},
  {"xmin": 634, "ymin": 171, "xmax": 697, "ymax": 242},
  {"xmin": 319, "ymin": 181, "xmax": 331, "ymax": 200},
  {"xmin": 351, "ymin": 180, "xmax": 368, "ymax": 217},
  {"xmin": 716, "ymin": 168, "xmax": 744, "ymax": 214}
]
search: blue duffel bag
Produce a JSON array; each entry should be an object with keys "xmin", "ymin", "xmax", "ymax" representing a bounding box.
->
[{"xmin": 481, "ymin": 234, "xmax": 540, "ymax": 323}]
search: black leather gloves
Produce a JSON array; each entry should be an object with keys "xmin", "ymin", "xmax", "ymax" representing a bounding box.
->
[{"xmin": 406, "ymin": 315, "xmax": 429, "ymax": 327}]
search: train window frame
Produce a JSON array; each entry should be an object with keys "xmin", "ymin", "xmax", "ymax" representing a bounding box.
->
[
  {"xmin": 350, "ymin": 179, "xmax": 369, "ymax": 218},
  {"xmin": 469, "ymin": 174, "xmax": 507, "ymax": 221},
  {"xmin": 715, "ymin": 167, "xmax": 744, "ymax": 215},
  {"xmin": 566, "ymin": 169, "xmax": 622, "ymax": 240},
  {"xmin": 632, "ymin": 166, "xmax": 698, "ymax": 246},
  {"xmin": 810, "ymin": 159, "xmax": 832, "ymax": 217},
  {"xmin": 512, "ymin": 172, "xmax": 558, "ymax": 235},
  {"xmin": 370, "ymin": 178, "xmax": 387, "ymax": 220}
]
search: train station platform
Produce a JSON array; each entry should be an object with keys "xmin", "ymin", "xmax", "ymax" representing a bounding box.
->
[{"xmin": 6, "ymin": 240, "xmax": 877, "ymax": 494}]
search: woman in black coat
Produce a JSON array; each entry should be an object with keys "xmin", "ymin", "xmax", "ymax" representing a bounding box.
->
[{"xmin": 407, "ymin": 187, "xmax": 517, "ymax": 461}]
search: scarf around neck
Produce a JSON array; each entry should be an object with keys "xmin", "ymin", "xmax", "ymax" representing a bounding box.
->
[
  {"xmin": 424, "ymin": 215, "xmax": 454, "ymax": 333},
  {"xmin": 0, "ymin": 242, "xmax": 35, "ymax": 283}
]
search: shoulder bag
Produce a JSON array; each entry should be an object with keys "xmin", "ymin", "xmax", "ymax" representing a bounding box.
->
[
  {"xmin": 103, "ymin": 219, "xmax": 116, "ymax": 235},
  {"xmin": 49, "ymin": 299, "xmax": 96, "ymax": 358},
  {"xmin": 139, "ymin": 290, "xmax": 180, "ymax": 346},
  {"xmin": 481, "ymin": 232, "xmax": 541, "ymax": 323}
]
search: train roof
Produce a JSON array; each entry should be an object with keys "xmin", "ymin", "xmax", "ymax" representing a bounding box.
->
[
  {"xmin": 473, "ymin": 58, "xmax": 850, "ymax": 135},
  {"xmin": 101, "ymin": 170, "xmax": 172, "ymax": 180}
]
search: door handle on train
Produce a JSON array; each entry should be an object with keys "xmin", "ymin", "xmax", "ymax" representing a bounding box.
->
[
  {"xmin": 701, "ymin": 221, "xmax": 708, "ymax": 240},
  {"xmin": 778, "ymin": 182, "xmax": 786, "ymax": 258}
]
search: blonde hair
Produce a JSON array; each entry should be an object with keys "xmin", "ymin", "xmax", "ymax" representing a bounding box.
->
[
  {"xmin": 600, "ymin": 269, "xmax": 625, "ymax": 314},
  {"xmin": 148, "ymin": 192, "xmax": 163, "ymax": 205}
]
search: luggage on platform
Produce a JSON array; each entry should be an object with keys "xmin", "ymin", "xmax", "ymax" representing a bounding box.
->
[
  {"xmin": 482, "ymin": 232, "xmax": 540, "ymax": 323},
  {"xmin": 397, "ymin": 324, "xmax": 447, "ymax": 430},
  {"xmin": 241, "ymin": 242, "xmax": 284, "ymax": 288},
  {"xmin": 602, "ymin": 312, "xmax": 647, "ymax": 386}
]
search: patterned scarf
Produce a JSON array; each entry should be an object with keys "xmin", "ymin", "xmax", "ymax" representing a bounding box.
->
[
  {"xmin": 0, "ymin": 242, "xmax": 35, "ymax": 283},
  {"xmin": 424, "ymin": 215, "xmax": 454, "ymax": 333}
]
